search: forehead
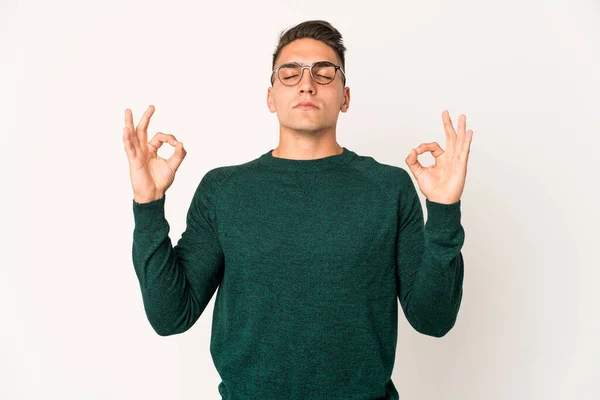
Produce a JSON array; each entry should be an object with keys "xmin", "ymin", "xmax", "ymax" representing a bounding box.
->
[{"xmin": 276, "ymin": 38, "xmax": 339, "ymax": 66}]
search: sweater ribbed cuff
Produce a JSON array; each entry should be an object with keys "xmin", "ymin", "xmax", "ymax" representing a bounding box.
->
[
  {"xmin": 132, "ymin": 194, "xmax": 168, "ymax": 232},
  {"xmin": 425, "ymin": 199, "xmax": 462, "ymax": 231}
]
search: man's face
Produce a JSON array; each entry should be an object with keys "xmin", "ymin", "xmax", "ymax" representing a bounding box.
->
[{"xmin": 267, "ymin": 38, "xmax": 350, "ymax": 136}]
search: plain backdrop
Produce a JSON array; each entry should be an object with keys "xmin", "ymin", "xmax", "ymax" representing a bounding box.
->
[{"xmin": 2, "ymin": 0, "xmax": 599, "ymax": 399}]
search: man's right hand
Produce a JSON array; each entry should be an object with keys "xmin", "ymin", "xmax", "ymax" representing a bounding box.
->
[{"xmin": 123, "ymin": 105, "xmax": 187, "ymax": 204}]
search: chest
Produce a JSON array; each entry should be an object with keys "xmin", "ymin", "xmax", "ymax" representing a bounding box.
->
[{"xmin": 217, "ymin": 182, "xmax": 397, "ymax": 290}]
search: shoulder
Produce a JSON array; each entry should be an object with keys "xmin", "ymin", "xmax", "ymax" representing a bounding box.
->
[
  {"xmin": 349, "ymin": 151, "xmax": 414, "ymax": 193},
  {"xmin": 197, "ymin": 156, "xmax": 262, "ymax": 196}
]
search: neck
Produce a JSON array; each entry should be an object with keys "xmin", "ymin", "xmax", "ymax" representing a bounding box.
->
[
  {"xmin": 273, "ymin": 126, "xmax": 342, "ymax": 160},
  {"xmin": 272, "ymin": 142, "xmax": 343, "ymax": 160}
]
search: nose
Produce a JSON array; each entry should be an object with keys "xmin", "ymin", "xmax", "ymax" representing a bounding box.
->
[{"xmin": 297, "ymin": 67, "xmax": 316, "ymax": 95}]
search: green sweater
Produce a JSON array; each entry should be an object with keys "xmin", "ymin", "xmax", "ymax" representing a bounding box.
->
[{"xmin": 131, "ymin": 146, "xmax": 465, "ymax": 400}]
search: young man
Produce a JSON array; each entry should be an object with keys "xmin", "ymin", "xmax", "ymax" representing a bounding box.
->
[{"xmin": 123, "ymin": 20, "xmax": 473, "ymax": 400}]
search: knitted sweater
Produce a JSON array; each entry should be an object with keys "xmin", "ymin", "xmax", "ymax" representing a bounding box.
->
[{"xmin": 131, "ymin": 146, "xmax": 465, "ymax": 400}]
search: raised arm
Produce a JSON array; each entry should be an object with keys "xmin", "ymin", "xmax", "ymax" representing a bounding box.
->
[
  {"xmin": 123, "ymin": 105, "xmax": 224, "ymax": 336},
  {"xmin": 397, "ymin": 110, "xmax": 473, "ymax": 337}
]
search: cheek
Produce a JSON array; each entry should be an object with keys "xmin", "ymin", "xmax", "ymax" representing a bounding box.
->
[
  {"xmin": 325, "ymin": 91, "xmax": 344, "ymax": 108},
  {"xmin": 324, "ymin": 95, "xmax": 343, "ymax": 115},
  {"xmin": 273, "ymin": 93, "xmax": 291, "ymax": 110}
]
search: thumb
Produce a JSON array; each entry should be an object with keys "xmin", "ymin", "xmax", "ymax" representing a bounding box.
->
[
  {"xmin": 167, "ymin": 141, "xmax": 187, "ymax": 171},
  {"xmin": 405, "ymin": 148, "xmax": 425, "ymax": 178}
]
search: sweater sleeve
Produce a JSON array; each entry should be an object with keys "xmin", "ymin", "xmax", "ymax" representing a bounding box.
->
[
  {"xmin": 395, "ymin": 169, "xmax": 465, "ymax": 338},
  {"xmin": 131, "ymin": 172, "xmax": 225, "ymax": 336}
]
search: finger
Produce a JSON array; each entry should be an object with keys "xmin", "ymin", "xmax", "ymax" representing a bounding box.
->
[
  {"xmin": 125, "ymin": 109, "xmax": 140, "ymax": 151},
  {"xmin": 136, "ymin": 105, "xmax": 155, "ymax": 145},
  {"xmin": 442, "ymin": 110, "xmax": 457, "ymax": 148},
  {"xmin": 148, "ymin": 132, "xmax": 179, "ymax": 153},
  {"xmin": 166, "ymin": 141, "xmax": 187, "ymax": 172},
  {"xmin": 415, "ymin": 142, "xmax": 444, "ymax": 158},
  {"xmin": 405, "ymin": 148, "xmax": 425, "ymax": 178},
  {"xmin": 459, "ymin": 129, "xmax": 473, "ymax": 163},
  {"xmin": 457, "ymin": 114, "xmax": 467, "ymax": 148},
  {"xmin": 123, "ymin": 127, "xmax": 136, "ymax": 160}
]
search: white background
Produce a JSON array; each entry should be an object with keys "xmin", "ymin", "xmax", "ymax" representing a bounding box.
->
[{"xmin": 2, "ymin": 0, "xmax": 599, "ymax": 399}]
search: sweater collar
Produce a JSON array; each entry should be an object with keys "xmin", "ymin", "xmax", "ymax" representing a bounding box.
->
[{"xmin": 257, "ymin": 146, "xmax": 355, "ymax": 172}]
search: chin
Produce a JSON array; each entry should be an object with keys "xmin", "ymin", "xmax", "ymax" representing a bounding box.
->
[
  {"xmin": 279, "ymin": 116, "xmax": 331, "ymax": 133},
  {"xmin": 292, "ymin": 126, "xmax": 327, "ymax": 135}
]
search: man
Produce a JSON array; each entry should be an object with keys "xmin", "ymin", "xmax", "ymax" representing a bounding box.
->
[{"xmin": 123, "ymin": 20, "xmax": 473, "ymax": 400}]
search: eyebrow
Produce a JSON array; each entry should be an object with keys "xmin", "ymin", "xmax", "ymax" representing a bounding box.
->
[
  {"xmin": 278, "ymin": 62, "xmax": 302, "ymax": 68},
  {"xmin": 277, "ymin": 60, "xmax": 334, "ymax": 68}
]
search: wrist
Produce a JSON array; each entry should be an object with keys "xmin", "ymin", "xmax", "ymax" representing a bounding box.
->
[
  {"xmin": 427, "ymin": 196, "xmax": 460, "ymax": 205},
  {"xmin": 133, "ymin": 192, "xmax": 164, "ymax": 204}
]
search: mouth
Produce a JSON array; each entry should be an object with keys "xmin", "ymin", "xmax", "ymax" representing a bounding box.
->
[{"xmin": 294, "ymin": 101, "xmax": 319, "ymax": 110}]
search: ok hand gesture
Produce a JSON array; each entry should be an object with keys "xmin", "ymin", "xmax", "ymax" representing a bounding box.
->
[
  {"xmin": 123, "ymin": 105, "xmax": 187, "ymax": 204},
  {"xmin": 405, "ymin": 110, "xmax": 473, "ymax": 204}
]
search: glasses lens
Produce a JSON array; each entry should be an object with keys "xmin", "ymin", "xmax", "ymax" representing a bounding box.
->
[
  {"xmin": 277, "ymin": 62, "xmax": 337, "ymax": 85},
  {"xmin": 312, "ymin": 62, "xmax": 336, "ymax": 84},
  {"xmin": 278, "ymin": 65, "xmax": 302, "ymax": 85}
]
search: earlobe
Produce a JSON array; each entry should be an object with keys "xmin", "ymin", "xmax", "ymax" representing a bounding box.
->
[
  {"xmin": 340, "ymin": 86, "xmax": 350, "ymax": 112},
  {"xmin": 341, "ymin": 96, "xmax": 350, "ymax": 112},
  {"xmin": 344, "ymin": 87, "xmax": 350, "ymax": 112},
  {"xmin": 267, "ymin": 88, "xmax": 276, "ymax": 113}
]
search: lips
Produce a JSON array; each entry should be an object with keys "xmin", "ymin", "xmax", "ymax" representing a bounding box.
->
[{"xmin": 294, "ymin": 101, "xmax": 318, "ymax": 109}]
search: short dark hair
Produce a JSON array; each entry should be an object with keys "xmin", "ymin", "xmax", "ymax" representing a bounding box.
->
[{"xmin": 271, "ymin": 20, "xmax": 347, "ymax": 86}]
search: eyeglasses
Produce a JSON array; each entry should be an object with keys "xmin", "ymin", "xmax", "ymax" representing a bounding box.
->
[{"xmin": 271, "ymin": 61, "xmax": 346, "ymax": 86}]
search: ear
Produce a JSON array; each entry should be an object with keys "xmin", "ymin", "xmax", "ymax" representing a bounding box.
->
[
  {"xmin": 267, "ymin": 87, "xmax": 276, "ymax": 113},
  {"xmin": 340, "ymin": 86, "xmax": 350, "ymax": 113}
]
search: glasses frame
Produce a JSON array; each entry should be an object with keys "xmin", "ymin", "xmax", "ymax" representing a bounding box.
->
[{"xmin": 271, "ymin": 61, "xmax": 346, "ymax": 86}]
